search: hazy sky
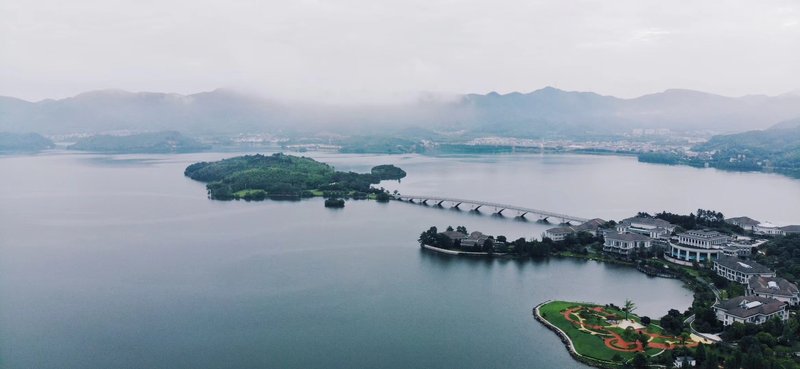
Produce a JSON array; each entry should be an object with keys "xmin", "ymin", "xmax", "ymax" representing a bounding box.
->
[{"xmin": 1, "ymin": 0, "xmax": 799, "ymax": 102}]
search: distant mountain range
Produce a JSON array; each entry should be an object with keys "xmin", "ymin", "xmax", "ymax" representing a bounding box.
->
[
  {"xmin": 2, "ymin": 87, "xmax": 800, "ymax": 137},
  {"xmin": 0, "ymin": 132, "xmax": 54, "ymax": 152}
]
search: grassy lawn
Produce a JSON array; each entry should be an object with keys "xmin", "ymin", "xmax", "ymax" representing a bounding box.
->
[{"xmin": 538, "ymin": 301, "xmax": 688, "ymax": 362}]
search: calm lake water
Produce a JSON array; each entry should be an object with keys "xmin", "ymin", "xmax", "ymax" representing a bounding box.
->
[{"xmin": 1, "ymin": 151, "xmax": 798, "ymax": 369}]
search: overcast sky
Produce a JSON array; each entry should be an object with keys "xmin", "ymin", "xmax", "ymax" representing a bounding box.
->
[{"xmin": 1, "ymin": 0, "xmax": 798, "ymax": 103}]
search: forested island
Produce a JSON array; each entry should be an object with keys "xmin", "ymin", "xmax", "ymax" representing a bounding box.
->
[
  {"xmin": 184, "ymin": 153, "xmax": 403, "ymax": 201},
  {"xmin": 68, "ymin": 131, "xmax": 209, "ymax": 153},
  {"xmin": 0, "ymin": 132, "xmax": 54, "ymax": 152}
]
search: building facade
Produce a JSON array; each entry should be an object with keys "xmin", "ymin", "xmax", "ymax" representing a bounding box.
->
[
  {"xmin": 543, "ymin": 227, "xmax": 575, "ymax": 241},
  {"xmin": 676, "ymin": 230, "xmax": 730, "ymax": 248},
  {"xmin": 725, "ymin": 216, "xmax": 760, "ymax": 232},
  {"xmin": 603, "ymin": 232, "xmax": 651, "ymax": 257},
  {"xmin": 747, "ymin": 276, "xmax": 800, "ymax": 306},
  {"xmin": 713, "ymin": 296, "xmax": 788, "ymax": 326},
  {"xmin": 713, "ymin": 256, "xmax": 776, "ymax": 284}
]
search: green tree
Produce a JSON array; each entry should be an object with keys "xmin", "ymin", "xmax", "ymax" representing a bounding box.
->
[
  {"xmin": 624, "ymin": 299, "xmax": 637, "ymax": 321},
  {"xmin": 631, "ymin": 352, "xmax": 648, "ymax": 369},
  {"xmin": 695, "ymin": 343, "xmax": 706, "ymax": 364}
]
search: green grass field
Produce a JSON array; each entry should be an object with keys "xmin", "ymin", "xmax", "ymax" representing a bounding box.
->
[{"xmin": 538, "ymin": 301, "xmax": 669, "ymax": 362}]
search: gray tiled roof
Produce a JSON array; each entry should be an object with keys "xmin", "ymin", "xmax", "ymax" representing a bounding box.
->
[
  {"xmin": 574, "ymin": 218, "xmax": 606, "ymax": 230},
  {"xmin": 605, "ymin": 232, "xmax": 651, "ymax": 242},
  {"xmin": 714, "ymin": 255, "xmax": 773, "ymax": 274},
  {"xmin": 781, "ymin": 225, "xmax": 800, "ymax": 233},
  {"xmin": 441, "ymin": 231, "xmax": 467, "ymax": 240},
  {"xmin": 713, "ymin": 295, "xmax": 786, "ymax": 318},
  {"xmin": 621, "ymin": 217, "xmax": 673, "ymax": 228},
  {"xmin": 682, "ymin": 230, "xmax": 726, "ymax": 238},
  {"xmin": 546, "ymin": 226, "xmax": 575, "ymax": 234},
  {"xmin": 726, "ymin": 216, "xmax": 761, "ymax": 226},
  {"xmin": 749, "ymin": 276, "xmax": 799, "ymax": 297}
]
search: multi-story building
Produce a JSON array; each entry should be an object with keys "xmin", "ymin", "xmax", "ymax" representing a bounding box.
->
[
  {"xmin": 713, "ymin": 296, "xmax": 788, "ymax": 326},
  {"xmin": 725, "ymin": 216, "xmax": 760, "ymax": 232},
  {"xmin": 676, "ymin": 230, "xmax": 730, "ymax": 248},
  {"xmin": 666, "ymin": 230, "xmax": 730, "ymax": 265},
  {"xmin": 603, "ymin": 232, "xmax": 651, "ymax": 257},
  {"xmin": 713, "ymin": 255, "xmax": 775, "ymax": 284},
  {"xmin": 747, "ymin": 276, "xmax": 800, "ymax": 306},
  {"xmin": 543, "ymin": 226, "xmax": 576, "ymax": 241},
  {"xmin": 616, "ymin": 217, "xmax": 675, "ymax": 239}
]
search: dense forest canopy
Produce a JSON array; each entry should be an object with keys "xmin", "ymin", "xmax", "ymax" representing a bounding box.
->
[
  {"xmin": 185, "ymin": 153, "xmax": 403, "ymax": 200},
  {"xmin": 370, "ymin": 164, "xmax": 407, "ymax": 180}
]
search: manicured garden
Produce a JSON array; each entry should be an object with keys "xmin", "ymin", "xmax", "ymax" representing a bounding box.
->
[{"xmin": 537, "ymin": 301, "xmax": 698, "ymax": 363}]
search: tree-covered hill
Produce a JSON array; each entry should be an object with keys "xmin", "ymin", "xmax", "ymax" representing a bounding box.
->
[
  {"xmin": 68, "ymin": 131, "xmax": 209, "ymax": 153},
  {"xmin": 185, "ymin": 153, "xmax": 403, "ymax": 200},
  {"xmin": 0, "ymin": 132, "xmax": 54, "ymax": 152},
  {"xmin": 692, "ymin": 126, "xmax": 800, "ymax": 176}
]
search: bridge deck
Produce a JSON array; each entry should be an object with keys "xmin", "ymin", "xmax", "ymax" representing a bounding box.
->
[{"xmin": 395, "ymin": 195, "xmax": 589, "ymax": 223}]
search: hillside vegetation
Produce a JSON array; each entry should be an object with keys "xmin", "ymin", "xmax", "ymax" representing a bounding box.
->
[
  {"xmin": 0, "ymin": 132, "xmax": 54, "ymax": 152},
  {"xmin": 185, "ymin": 153, "xmax": 403, "ymax": 200},
  {"xmin": 68, "ymin": 131, "xmax": 209, "ymax": 153}
]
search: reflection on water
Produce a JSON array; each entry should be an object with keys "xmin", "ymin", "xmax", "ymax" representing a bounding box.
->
[{"xmin": 0, "ymin": 150, "xmax": 796, "ymax": 369}]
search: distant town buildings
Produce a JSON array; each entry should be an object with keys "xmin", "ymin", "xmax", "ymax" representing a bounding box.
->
[{"xmin": 713, "ymin": 296, "xmax": 788, "ymax": 326}]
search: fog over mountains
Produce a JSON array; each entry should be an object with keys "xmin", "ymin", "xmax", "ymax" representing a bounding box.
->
[{"xmin": 2, "ymin": 87, "xmax": 800, "ymax": 137}]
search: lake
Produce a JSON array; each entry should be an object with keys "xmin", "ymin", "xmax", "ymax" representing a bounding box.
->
[{"xmin": 1, "ymin": 151, "xmax": 797, "ymax": 369}]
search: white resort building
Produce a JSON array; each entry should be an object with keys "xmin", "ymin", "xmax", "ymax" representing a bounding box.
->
[
  {"xmin": 747, "ymin": 276, "xmax": 800, "ymax": 306},
  {"xmin": 754, "ymin": 222, "xmax": 784, "ymax": 236},
  {"xmin": 713, "ymin": 256, "xmax": 776, "ymax": 284},
  {"xmin": 543, "ymin": 226, "xmax": 576, "ymax": 241},
  {"xmin": 616, "ymin": 217, "xmax": 675, "ymax": 239},
  {"xmin": 725, "ymin": 216, "xmax": 760, "ymax": 232},
  {"xmin": 603, "ymin": 232, "xmax": 651, "ymax": 257},
  {"xmin": 542, "ymin": 218, "xmax": 607, "ymax": 241},
  {"xmin": 676, "ymin": 230, "xmax": 730, "ymax": 248},
  {"xmin": 666, "ymin": 230, "xmax": 730, "ymax": 265},
  {"xmin": 713, "ymin": 296, "xmax": 788, "ymax": 326}
]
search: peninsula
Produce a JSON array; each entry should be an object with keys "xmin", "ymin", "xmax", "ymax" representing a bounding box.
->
[{"xmin": 185, "ymin": 153, "xmax": 403, "ymax": 201}]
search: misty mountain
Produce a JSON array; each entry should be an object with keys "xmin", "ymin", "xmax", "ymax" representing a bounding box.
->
[
  {"xmin": 771, "ymin": 117, "xmax": 800, "ymax": 130},
  {"xmin": 459, "ymin": 87, "xmax": 800, "ymax": 136},
  {"xmin": 2, "ymin": 87, "xmax": 800, "ymax": 137},
  {"xmin": 0, "ymin": 132, "xmax": 54, "ymax": 152},
  {"xmin": 0, "ymin": 89, "xmax": 292, "ymax": 135}
]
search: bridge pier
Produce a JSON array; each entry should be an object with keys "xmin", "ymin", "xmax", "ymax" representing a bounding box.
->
[{"xmin": 394, "ymin": 195, "xmax": 588, "ymax": 225}]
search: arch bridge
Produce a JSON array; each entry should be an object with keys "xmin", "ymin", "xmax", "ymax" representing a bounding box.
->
[{"xmin": 393, "ymin": 194, "xmax": 589, "ymax": 225}]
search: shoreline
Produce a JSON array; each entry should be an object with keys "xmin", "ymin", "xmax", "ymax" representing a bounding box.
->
[{"xmin": 532, "ymin": 301, "xmax": 624, "ymax": 369}]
